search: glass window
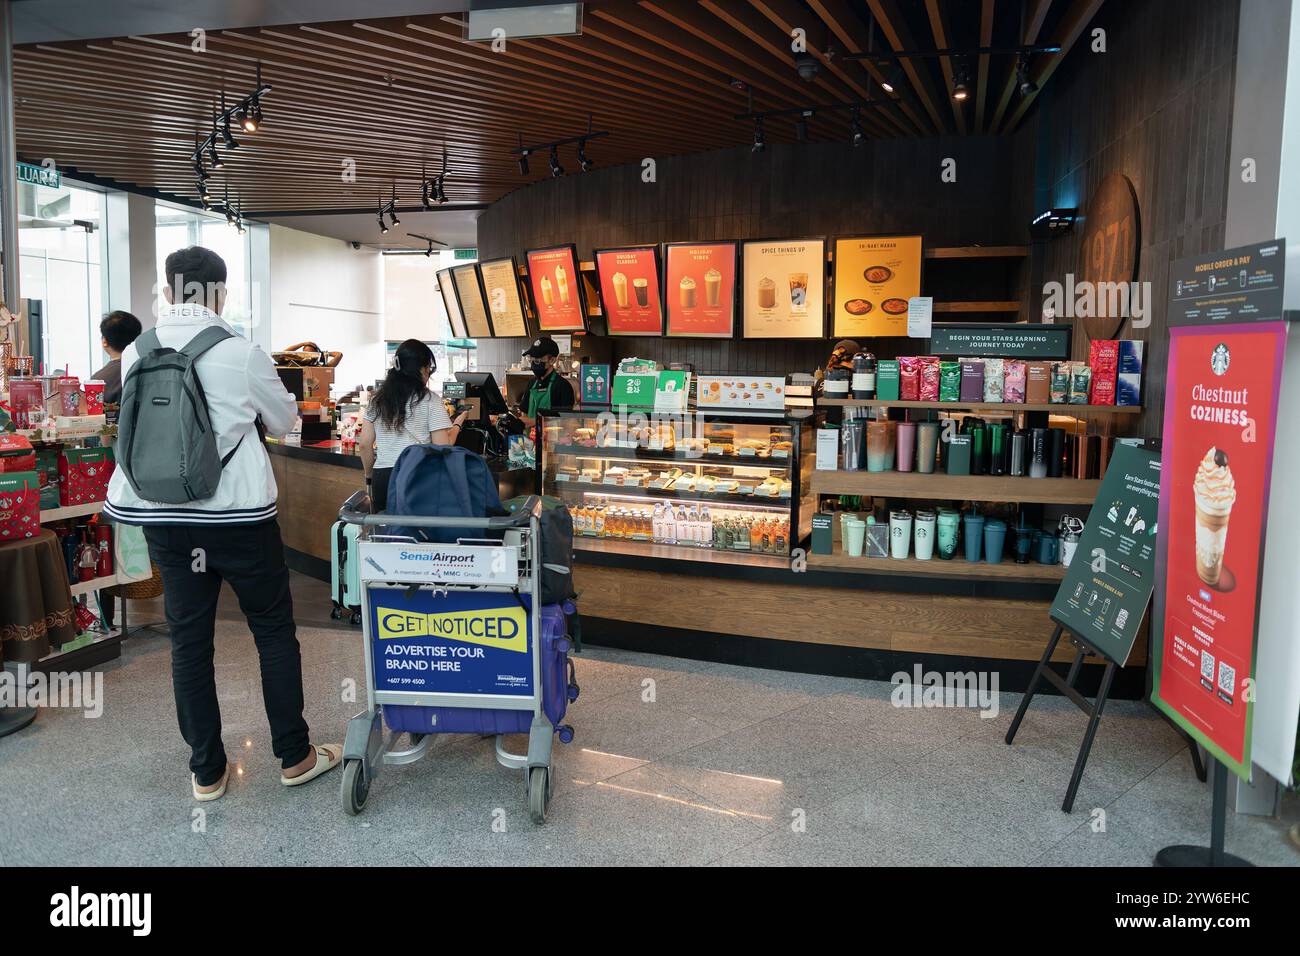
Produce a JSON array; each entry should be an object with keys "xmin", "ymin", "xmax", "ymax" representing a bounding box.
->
[
  {"xmin": 18, "ymin": 179, "xmax": 105, "ymax": 380},
  {"xmin": 155, "ymin": 202, "xmax": 252, "ymax": 337}
]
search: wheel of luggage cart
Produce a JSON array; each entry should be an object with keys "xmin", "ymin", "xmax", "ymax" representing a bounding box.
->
[
  {"xmin": 526, "ymin": 765, "xmax": 552, "ymax": 824},
  {"xmin": 350, "ymin": 611, "xmax": 362, "ymax": 626},
  {"xmin": 341, "ymin": 758, "xmax": 369, "ymax": 816}
]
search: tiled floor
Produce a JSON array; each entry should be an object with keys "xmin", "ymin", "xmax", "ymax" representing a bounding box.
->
[{"xmin": 2, "ymin": 572, "xmax": 1297, "ymax": 867}]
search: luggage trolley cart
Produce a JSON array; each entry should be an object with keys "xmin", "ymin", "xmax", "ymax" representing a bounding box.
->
[{"xmin": 336, "ymin": 492, "xmax": 577, "ymax": 824}]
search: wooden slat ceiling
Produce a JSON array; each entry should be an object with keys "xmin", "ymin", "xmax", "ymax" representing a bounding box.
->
[{"xmin": 11, "ymin": 0, "xmax": 1101, "ymax": 218}]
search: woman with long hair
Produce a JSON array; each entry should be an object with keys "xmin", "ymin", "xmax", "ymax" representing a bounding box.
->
[{"xmin": 358, "ymin": 339, "xmax": 466, "ymax": 510}]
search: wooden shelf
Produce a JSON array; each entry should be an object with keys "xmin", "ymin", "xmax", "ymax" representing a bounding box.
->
[
  {"xmin": 41, "ymin": 500, "xmax": 106, "ymax": 523},
  {"xmin": 70, "ymin": 573, "xmax": 120, "ymax": 597},
  {"xmin": 818, "ymin": 398, "xmax": 1141, "ymax": 415},
  {"xmin": 809, "ymin": 546, "xmax": 1066, "ymax": 580},
  {"xmin": 932, "ymin": 301, "xmax": 1022, "ymax": 313},
  {"xmin": 811, "ymin": 469, "xmax": 1101, "ymax": 505},
  {"xmin": 925, "ymin": 246, "xmax": 1029, "ymax": 259}
]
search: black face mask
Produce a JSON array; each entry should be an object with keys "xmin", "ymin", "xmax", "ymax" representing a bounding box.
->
[{"xmin": 530, "ymin": 361, "xmax": 548, "ymax": 378}]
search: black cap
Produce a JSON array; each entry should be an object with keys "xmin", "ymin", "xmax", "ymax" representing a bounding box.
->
[{"xmin": 522, "ymin": 336, "xmax": 560, "ymax": 359}]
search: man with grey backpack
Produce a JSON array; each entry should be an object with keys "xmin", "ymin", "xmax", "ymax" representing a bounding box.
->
[{"xmin": 106, "ymin": 246, "xmax": 341, "ymax": 801}]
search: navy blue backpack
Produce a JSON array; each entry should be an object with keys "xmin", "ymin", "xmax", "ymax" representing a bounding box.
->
[{"xmin": 386, "ymin": 444, "xmax": 504, "ymax": 543}]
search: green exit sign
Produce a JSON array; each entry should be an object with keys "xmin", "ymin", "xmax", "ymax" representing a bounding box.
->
[
  {"xmin": 453, "ymin": 248, "xmax": 478, "ymax": 261},
  {"xmin": 18, "ymin": 161, "xmax": 59, "ymax": 188}
]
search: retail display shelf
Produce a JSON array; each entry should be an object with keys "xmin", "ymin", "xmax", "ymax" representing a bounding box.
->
[
  {"xmin": 809, "ymin": 546, "xmax": 1067, "ymax": 580},
  {"xmin": 552, "ymin": 443, "xmax": 790, "ymax": 467},
  {"xmin": 574, "ymin": 534, "xmax": 789, "ymax": 568},
  {"xmin": 810, "ymin": 470, "xmax": 1101, "ymax": 505},
  {"xmin": 40, "ymin": 500, "xmax": 106, "ymax": 523},
  {"xmin": 817, "ymin": 398, "xmax": 1141, "ymax": 415},
  {"xmin": 29, "ymin": 628, "xmax": 124, "ymax": 672},
  {"xmin": 70, "ymin": 573, "xmax": 121, "ymax": 597},
  {"xmin": 555, "ymin": 478, "xmax": 789, "ymax": 507}
]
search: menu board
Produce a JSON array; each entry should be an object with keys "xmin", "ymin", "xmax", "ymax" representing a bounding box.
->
[
  {"xmin": 436, "ymin": 268, "xmax": 468, "ymax": 339},
  {"xmin": 477, "ymin": 257, "xmax": 529, "ymax": 337},
  {"xmin": 696, "ymin": 374, "xmax": 785, "ymax": 411},
  {"xmin": 832, "ymin": 235, "xmax": 923, "ymax": 337},
  {"xmin": 451, "ymin": 263, "xmax": 492, "ymax": 338},
  {"xmin": 1152, "ymin": 239, "xmax": 1289, "ymax": 781},
  {"xmin": 1049, "ymin": 443, "xmax": 1160, "ymax": 666},
  {"xmin": 593, "ymin": 245, "xmax": 663, "ymax": 335},
  {"xmin": 741, "ymin": 238, "xmax": 826, "ymax": 339},
  {"xmin": 525, "ymin": 244, "xmax": 587, "ymax": 332},
  {"xmin": 664, "ymin": 241, "xmax": 737, "ymax": 338}
]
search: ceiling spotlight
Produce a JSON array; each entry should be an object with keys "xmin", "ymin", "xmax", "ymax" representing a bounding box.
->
[
  {"xmin": 194, "ymin": 160, "xmax": 208, "ymax": 181},
  {"xmin": 577, "ymin": 140, "xmax": 593, "ymax": 172},
  {"xmin": 849, "ymin": 107, "xmax": 865, "ymax": 147},
  {"xmin": 549, "ymin": 146, "xmax": 563, "ymax": 178},
  {"xmin": 424, "ymin": 240, "xmax": 434, "ymax": 258},
  {"xmin": 434, "ymin": 177, "xmax": 448, "ymax": 203},
  {"xmin": 952, "ymin": 59, "xmax": 971, "ymax": 101},
  {"xmin": 880, "ymin": 61, "xmax": 904, "ymax": 96},
  {"xmin": 378, "ymin": 202, "xmax": 389, "ymax": 235},
  {"xmin": 518, "ymin": 148, "xmax": 530, "ymax": 176},
  {"xmin": 207, "ymin": 142, "xmax": 224, "ymax": 169},
  {"xmin": 197, "ymin": 180, "xmax": 212, "ymax": 202},
  {"xmin": 795, "ymin": 111, "xmax": 810, "ymax": 142},
  {"xmin": 225, "ymin": 205, "xmax": 236, "ymax": 224},
  {"xmin": 420, "ymin": 180, "xmax": 432, "ymax": 210},
  {"xmin": 752, "ymin": 117, "xmax": 766, "ymax": 153},
  {"xmin": 250, "ymin": 96, "xmax": 263, "ymax": 125},
  {"xmin": 221, "ymin": 118, "xmax": 239, "ymax": 150},
  {"xmin": 1016, "ymin": 54, "xmax": 1038, "ymax": 97},
  {"xmin": 236, "ymin": 98, "xmax": 259, "ymax": 133}
]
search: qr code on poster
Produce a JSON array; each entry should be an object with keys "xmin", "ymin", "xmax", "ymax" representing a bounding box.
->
[
  {"xmin": 1200, "ymin": 649, "xmax": 1215, "ymax": 683},
  {"xmin": 1115, "ymin": 608, "xmax": 1129, "ymax": 631},
  {"xmin": 1217, "ymin": 660, "xmax": 1236, "ymax": 698}
]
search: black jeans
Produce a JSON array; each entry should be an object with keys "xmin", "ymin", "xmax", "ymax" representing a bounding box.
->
[
  {"xmin": 370, "ymin": 467, "xmax": 392, "ymax": 512},
  {"xmin": 144, "ymin": 520, "xmax": 312, "ymax": 786}
]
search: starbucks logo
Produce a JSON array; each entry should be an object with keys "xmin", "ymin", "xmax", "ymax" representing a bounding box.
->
[{"xmin": 1210, "ymin": 343, "xmax": 1230, "ymax": 376}]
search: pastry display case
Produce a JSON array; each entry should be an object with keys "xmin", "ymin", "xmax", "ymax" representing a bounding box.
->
[{"xmin": 538, "ymin": 407, "xmax": 815, "ymax": 560}]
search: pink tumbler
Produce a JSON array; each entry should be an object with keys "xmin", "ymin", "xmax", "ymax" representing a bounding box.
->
[{"xmin": 896, "ymin": 421, "xmax": 916, "ymax": 472}]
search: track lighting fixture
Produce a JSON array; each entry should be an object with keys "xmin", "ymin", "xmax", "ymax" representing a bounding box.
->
[
  {"xmin": 420, "ymin": 179, "xmax": 432, "ymax": 210},
  {"xmin": 207, "ymin": 143, "xmax": 223, "ymax": 169},
  {"xmin": 189, "ymin": 65, "xmax": 270, "ymax": 204},
  {"xmin": 752, "ymin": 117, "xmax": 766, "ymax": 153},
  {"xmin": 433, "ymin": 177, "xmax": 448, "ymax": 204},
  {"xmin": 849, "ymin": 107, "xmax": 865, "ymax": 147},
  {"xmin": 951, "ymin": 58, "xmax": 971, "ymax": 101},
  {"xmin": 795, "ymin": 113, "xmax": 809, "ymax": 142},
  {"xmin": 1016, "ymin": 53, "xmax": 1037, "ymax": 97},
  {"xmin": 511, "ymin": 116, "xmax": 610, "ymax": 180}
]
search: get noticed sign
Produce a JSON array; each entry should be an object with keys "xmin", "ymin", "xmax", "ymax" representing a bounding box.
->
[{"xmin": 369, "ymin": 588, "xmax": 533, "ymax": 697}]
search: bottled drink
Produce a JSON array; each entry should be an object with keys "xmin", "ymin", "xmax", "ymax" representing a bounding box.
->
[{"xmin": 699, "ymin": 506, "xmax": 712, "ymax": 549}]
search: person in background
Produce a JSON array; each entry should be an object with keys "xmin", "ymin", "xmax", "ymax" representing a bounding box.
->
[
  {"xmin": 521, "ymin": 335, "xmax": 576, "ymax": 426},
  {"xmin": 93, "ymin": 310, "xmax": 143, "ymax": 404},
  {"xmin": 105, "ymin": 245, "xmax": 341, "ymax": 801},
  {"xmin": 818, "ymin": 338, "xmax": 860, "ymax": 427},
  {"xmin": 358, "ymin": 338, "xmax": 467, "ymax": 511}
]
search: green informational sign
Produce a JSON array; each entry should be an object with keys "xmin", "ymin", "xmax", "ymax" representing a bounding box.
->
[
  {"xmin": 581, "ymin": 363, "xmax": 610, "ymax": 404},
  {"xmin": 453, "ymin": 248, "xmax": 479, "ymax": 260},
  {"xmin": 654, "ymin": 369, "xmax": 689, "ymax": 412},
  {"xmin": 930, "ymin": 323, "xmax": 1072, "ymax": 360},
  {"xmin": 611, "ymin": 371, "xmax": 657, "ymax": 407},
  {"xmin": 17, "ymin": 160, "xmax": 59, "ymax": 188},
  {"xmin": 1049, "ymin": 443, "xmax": 1161, "ymax": 666}
]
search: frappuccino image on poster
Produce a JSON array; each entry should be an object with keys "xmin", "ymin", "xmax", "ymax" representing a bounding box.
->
[
  {"xmin": 1192, "ymin": 447, "xmax": 1236, "ymax": 589},
  {"xmin": 525, "ymin": 244, "xmax": 587, "ymax": 332}
]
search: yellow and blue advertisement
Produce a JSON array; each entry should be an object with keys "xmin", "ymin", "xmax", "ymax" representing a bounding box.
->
[{"xmin": 369, "ymin": 587, "xmax": 533, "ymax": 697}]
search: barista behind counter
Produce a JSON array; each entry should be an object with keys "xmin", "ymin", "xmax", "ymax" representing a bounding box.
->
[{"xmin": 520, "ymin": 336, "xmax": 575, "ymax": 424}]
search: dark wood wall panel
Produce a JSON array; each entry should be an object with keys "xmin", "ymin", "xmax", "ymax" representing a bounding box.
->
[
  {"xmin": 476, "ymin": 135, "xmax": 1033, "ymax": 379},
  {"xmin": 1028, "ymin": 0, "xmax": 1239, "ymax": 440}
]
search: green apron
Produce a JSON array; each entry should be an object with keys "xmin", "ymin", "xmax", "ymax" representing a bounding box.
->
[{"xmin": 526, "ymin": 373, "xmax": 557, "ymax": 418}]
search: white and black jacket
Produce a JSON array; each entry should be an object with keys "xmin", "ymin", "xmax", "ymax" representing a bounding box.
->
[{"xmin": 105, "ymin": 304, "xmax": 299, "ymax": 526}]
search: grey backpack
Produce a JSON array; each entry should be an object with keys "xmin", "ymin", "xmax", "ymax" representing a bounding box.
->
[{"xmin": 118, "ymin": 325, "xmax": 244, "ymax": 503}]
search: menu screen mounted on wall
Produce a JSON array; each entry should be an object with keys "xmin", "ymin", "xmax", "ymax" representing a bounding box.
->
[
  {"xmin": 663, "ymin": 241, "xmax": 737, "ymax": 338},
  {"xmin": 525, "ymin": 244, "xmax": 587, "ymax": 332},
  {"xmin": 436, "ymin": 268, "xmax": 468, "ymax": 339},
  {"xmin": 593, "ymin": 245, "xmax": 664, "ymax": 336},
  {"xmin": 476, "ymin": 256, "xmax": 529, "ymax": 337},
  {"xmin": 832, "ymin": 235, "xmax": 923, "ymax": 337},
  {"xmin": 451, "ymin": 263, "xmax": 493, "ymax": 338},
  {"xmin": 741, "ymin": 237, "xmax": 827, "ymax": 339}
]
